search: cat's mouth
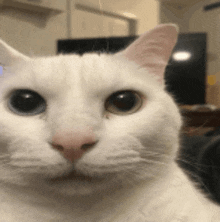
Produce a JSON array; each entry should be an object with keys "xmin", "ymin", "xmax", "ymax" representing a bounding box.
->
[{"xmin": 48, "ymin": 170, "xmax": 106, "ymax": 183}]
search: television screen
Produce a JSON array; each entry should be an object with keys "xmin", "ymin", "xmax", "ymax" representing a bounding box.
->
[
  {"xmin": 57, "ymin": 33, "xmax": 206, "ymax": 105},
  {"xmin": 165, "ymin": 33, "xmax": 207, "ymax": 105},
  {"xmin": 57, "ymin": 36, "xmax": 136, "ymax": 55}
]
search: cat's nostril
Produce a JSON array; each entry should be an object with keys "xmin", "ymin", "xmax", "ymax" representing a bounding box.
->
[
  {"xmin": 51, "ymin": 140, "xmax": 98, "ymax": 162},
  {"xmin": 52, "ymin": 144, "xmax": 64, "ymax": 152},
  {"xmin": 81, "ymin": 141, "xmax": 97, "ymax": 150},
  {"xmin": 51, "ymin": 141, "xmax": 97, "ymax": 152}
]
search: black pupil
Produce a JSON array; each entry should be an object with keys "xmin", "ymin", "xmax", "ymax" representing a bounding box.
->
[
  {"xmin": 112, "ymin": 91, "xmax": 136, "ymax": 111},
  {"xmin": 11, "ymin": 90, "xmax": 43, "ymax": 112}
]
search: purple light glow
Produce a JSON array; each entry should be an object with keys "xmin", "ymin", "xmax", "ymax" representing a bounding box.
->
[{"xmin": 0, "ymin": 66, "xmax": 3, "ymax": 76}]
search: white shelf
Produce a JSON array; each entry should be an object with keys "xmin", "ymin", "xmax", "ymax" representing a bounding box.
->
[{"xmin": 0, "ymin": 0, "xmax": 66, "ymax": 13}]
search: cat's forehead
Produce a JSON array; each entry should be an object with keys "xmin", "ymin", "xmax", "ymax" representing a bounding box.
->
[
  {"xmin": 34, "ymin": 53, "xmax": 133, "ymax": 83},
  {"xmin": 31, "ymin": 54, "xmax": 129, "ymax": 93},
  {"xmin": 9, "ymin": 53, "xmax": 154, "ymax": 95},
  {"xmin": 2, "ymin": 52, "xmax": 160, "ymax": 102}
]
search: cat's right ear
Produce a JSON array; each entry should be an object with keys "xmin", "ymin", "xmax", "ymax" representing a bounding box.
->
[
  {"xmin": 118, "ymin": 24, "xmax": 179, "ymax": 85},
  {"xmin": 0, "ymin": 39, "xmax": 29, "ymax": 67}
]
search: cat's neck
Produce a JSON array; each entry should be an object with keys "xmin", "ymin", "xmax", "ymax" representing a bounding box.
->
[
  {"xmin": 135, "ymin": 163, "xmax": 218, "ymax": 222},
  {"xmin": 0, "ymin": 163, "xmax": 217, "ymax": 222}
]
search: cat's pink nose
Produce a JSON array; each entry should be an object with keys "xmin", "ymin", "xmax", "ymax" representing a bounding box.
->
[{"xmin": 51, "ymin": 129, "xmax": 97, "ymax": 162}]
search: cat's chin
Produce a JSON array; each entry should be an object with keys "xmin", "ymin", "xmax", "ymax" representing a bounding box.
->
[
  {"xmin": 46, "ymin": 170, "xmax": 121, "ymax": 195},
  {"xmin": 14, "ymin": 169, "xmax": 119, "ymax": 196},
  {"xmin": 47, "ymin": 176, "xmax": 116, "ymax": 196}
]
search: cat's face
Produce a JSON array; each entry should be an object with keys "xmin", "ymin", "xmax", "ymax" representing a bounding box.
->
[{"xmin": 0, "ymin": 24, "xmax": 182, "ymax": 195}]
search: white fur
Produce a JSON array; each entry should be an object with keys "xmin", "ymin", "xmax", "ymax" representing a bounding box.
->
[{"xmin": 0, "ymin": 25, "xmax": 220, "ymax": 221}]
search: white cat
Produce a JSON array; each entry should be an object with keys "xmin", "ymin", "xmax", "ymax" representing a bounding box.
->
[{"xmin": 0, "ymin": 24, "xmax": 219, "ymax": 222}]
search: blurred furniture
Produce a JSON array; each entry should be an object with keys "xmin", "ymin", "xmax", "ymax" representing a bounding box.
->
[
  {"xmin": 179, "ymin": 105, "xmax": 220, "ymax": 203},
  {"xmin": 180, "ymin": 105, "xmax": 220, "ymax": 136}
]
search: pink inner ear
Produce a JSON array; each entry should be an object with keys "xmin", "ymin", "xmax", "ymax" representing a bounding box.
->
[{"xmin": 122, "ymin": 24, "xmax": 179, "ymax": 85}]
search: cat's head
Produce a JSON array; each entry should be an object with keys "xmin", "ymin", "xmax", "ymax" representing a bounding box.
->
[{"xmin": 0, "ymin": 24, "xmax": 181, "ymax": 195}]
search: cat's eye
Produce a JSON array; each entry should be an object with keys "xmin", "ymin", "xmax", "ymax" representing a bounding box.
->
[
  {"xmin": 105, "ymin": 90, "xmax": 142, "ymax": 115},
  {"xmin": 8, "ymin": 89, "xmax": 46, "ymax": 116}
]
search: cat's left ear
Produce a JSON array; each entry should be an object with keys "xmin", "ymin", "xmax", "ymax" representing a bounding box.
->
[
  {"xmin": 0, "ymin": 39, "xmax": 29, "ymax": 67},
  {"xmin": 120, "ymin": 24, "xmax": 179, "ymax": 84}
]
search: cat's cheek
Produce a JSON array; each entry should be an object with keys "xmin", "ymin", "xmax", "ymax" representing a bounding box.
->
[{"xmin": 8, "ymin": 145, "xmax": 73, "ymax": 179}]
